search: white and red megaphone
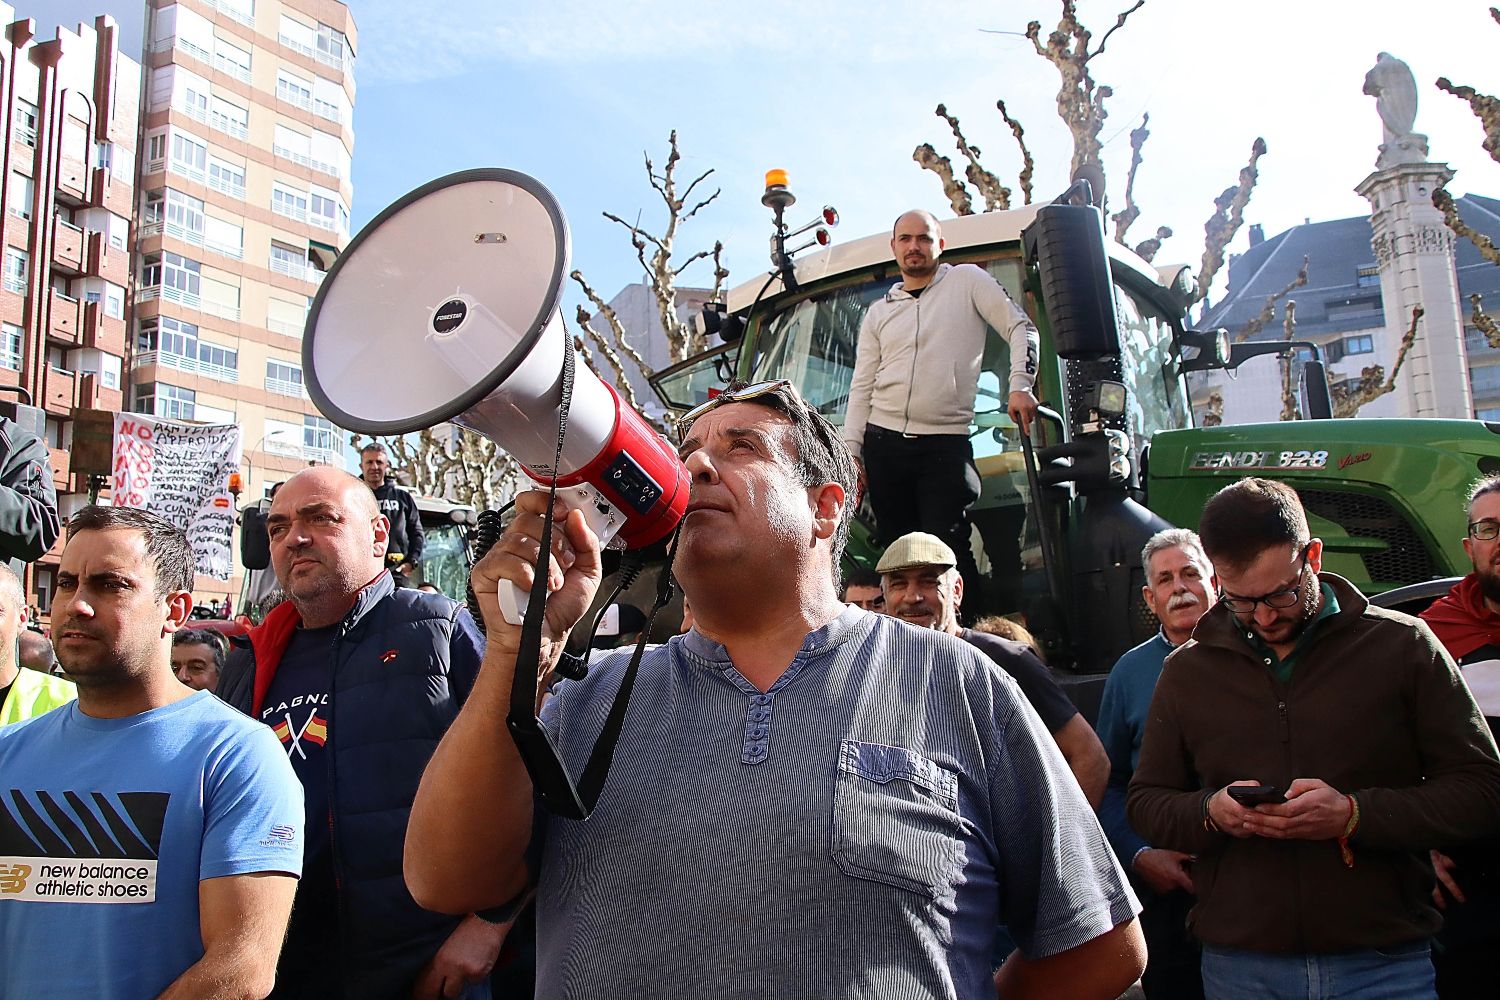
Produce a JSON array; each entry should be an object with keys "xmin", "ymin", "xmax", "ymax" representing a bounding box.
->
[{"xmin": 303, "ymin": 169, "xmax": 689, "ymax": 622}]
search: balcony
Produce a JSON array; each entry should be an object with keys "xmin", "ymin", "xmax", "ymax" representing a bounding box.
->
[
  {"xmin": 212, "ymin": 54, "xmax": 252, "ymax": 85},
  {"xmin": 276, "ymin": 82, "xmax": 312, "ymax": 113},
  {"xmin": 264, "ymin": 375, "xmax": 306, "ymax": 398},
  {"xmin": 272, "ymin": 144, "xmax": 340, "ymax": 179},
  {"xmin": 266, "ymin": 317, "xmax": 305, "ymax": 338},
  {"xmin": 132, "ymin": 349, "xmax": 239, "ymax": 384},
  {"xmin": 48, "ymin": 447, "xmax": 70, "ymax": 492},
  {"xmin": 86, "ymin": 232, "xmax": 129, "ymax": 287},
  {"xmin": 269, "ymin": 255, "xmax": 325, "ymax": 286},
  {"xmin": 57, "ymin": 155, "xmax": 89, "ymax": 204},
  {"xmin": 206, "ymin": 173, "xmax": 246, "ymax": 200},
  {"xmin": 176, "ymin": 37, "xmax": 212, "ymax": 65},
  {"xmin": 82, "ymin": 301, "xmax": 126, "ymax": 356},
  {"xmin": 272, "ymin": 200, "xmax": 307, "ymax": 224},
  {"xmin": 89, "ymin": 168, "xmax": 131, "ymax": 216},
  {"xmin": 201, "ymin": 0, "xmax": 255, "ymax": 28},
  {"xmin": 43, "ymin": 366, "xmax": 77, "ymax": 417},
  {"xmin": 48, "ymin": 291, "xmax": 81, "ymax": 345},
  {"xmin": 312, "ymin": 100, "xmax": 341, "ymax": 125},
  {"xmin": 178, "ymin": 100, "xmax": 209, "ymax": 126},
  {"xmin": 78, "ymin": 372, "xmax": 123, "ymax": 413},
  {"xmin": 53, "ymin": 218, "xmax": 85, "ymax": 272},
  {"xmin": 210, "ymin": 110, "xmax": 249, "ymax": 141},
  {"xmin": 138, "ymin": 220, "xmax": 244, "ymax": 262},
  {"xmin": 263, "ymin": 435, "xmax": 338, "ymax": 466}
]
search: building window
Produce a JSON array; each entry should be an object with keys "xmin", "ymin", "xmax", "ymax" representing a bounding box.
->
[
  {"xmin": 9, "ymin": 173, "xmax": 32, "ymax": 220},
  {"xmin": 138, "ymin": 316, "xmax": 237, "ymax": 376},
  {"xmin": 142, "ymin": 251, "xmax": 202, "ymax": 304},
  {"xmin": 316, "ymin": 23, "xmax": 349, "ymax": 67},
  {"xmin": 304, "ymin": 414, "xmax": 337, "ymax": 456},
  {"xmin": 2, "ymin": 248, "xmax": 26, "ymax": 295},
  {"xmin": 272, "ymin": 184, "xmax": 309, "ymax": 222},
  {"xmin": 136, "ymin": 382, "xmax": 196, "ymax": 421},
  {"xmin": 1356, "ymin": 265, "xmax": 1380, "ymax": 288},
  {"xmin": 212, "ymin": 38, "xmax": 252, "ymax": 82},
  {"xmin": 310, "ymin": 192, "xmax": 341, "ymax": 232},
  {"xmin": 0, "ymin": 323, "xmax": 20, "ymax": 371},
  {"xmin": 167, "ymin": 189, "xmax": 206, "ymax": 239},
  {"xmin": 207, "ymin": 157, "xmax": 246, "ymax": 198},
  {"xmin": 1344, "ymin": 335, "xmax": 1375, "ymax": 355},
  {"xmin": 147, "ymin": 132, "xmax": 167, "ymax": 165},
  {"xmin": 276, "ymin": 70, "xmax": 313, "ymax": 111},
  {"xmin": 170, "ymin": 132, "xmax": 207, "ymax": 181},
  {"xmin": 265, "ymin": 359, "xmax": 304, "ymax": 396},
  {"xmin": 15, "ymin": 99, "xmax": 37, "ymax": 147}
]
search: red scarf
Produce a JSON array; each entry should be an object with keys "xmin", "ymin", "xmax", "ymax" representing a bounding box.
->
[
  {"xmin": 248, "ymin": 600, "xmax": 303, "ymax": 716},
  {"xmin": 1421, "ymin": 575, "xmax": 1500, "ymax": 660}
]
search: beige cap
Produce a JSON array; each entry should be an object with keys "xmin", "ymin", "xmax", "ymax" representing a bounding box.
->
[{"xmin": 876, "ymin": 532, "xmax": 957, "ymax": 574}]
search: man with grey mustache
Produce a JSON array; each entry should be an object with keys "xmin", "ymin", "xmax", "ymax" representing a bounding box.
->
[{"xmin": 1097, "ymin": 528, "xmax": 1215, "ymax": 999}]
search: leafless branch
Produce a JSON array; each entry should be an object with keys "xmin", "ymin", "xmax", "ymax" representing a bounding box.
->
[
  {"xmin": 1111, "ymin": 113, "xmax": 1149, "ymax": 244},
  {"xmin": 995, "ymin": 99, "xmax": 1035, "ymax": 204},
  {"xmin": 913, "ymin": 143, "xmax": 975, "ymax": 215},
  {"xmin": 936, "ymin": 104, "xmax": 1010, "ymax": 211},
  {"xmin": 1196, "ymin": 137, "xmax": 1268, "ymax": 303},
  {"xmin": 1472, "ymin": 292, "xmax": 1500, "ymax": 348},
  {"xmin": 1434, "ymin": 188, "xmax": 1500, "ymax": 266},
  {"xmin": 1134, "ymin": 226, "xmax": 1173, "ymax": 263},
  {"xmin": 1279, "ymin": 300, "xmax": 1300, "ymax": 422},
  {"xmin": 1330, "ymin": 306, "xmax": 1422, "ymax": 417},
  {"xmin": 1233, "ymin": 255, "xmax": 1310, "ymax": 343},
  {"xmin": 1436, "ymin": 76, "xmax": 1500, "ymax": 166},
  {"xmin": 1094, "ymin": 0, "xmax": 1146, "ymax": 57}
]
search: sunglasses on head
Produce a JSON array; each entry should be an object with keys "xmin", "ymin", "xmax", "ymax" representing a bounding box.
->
[{"xmin": 676, "ymin": 380, "xmax": 798, "ymax": 432}]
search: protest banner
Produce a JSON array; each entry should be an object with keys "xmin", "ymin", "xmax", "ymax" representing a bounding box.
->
[{"xmin": 111, "ymin": 416, "xmax": 243, "ymax": 579}]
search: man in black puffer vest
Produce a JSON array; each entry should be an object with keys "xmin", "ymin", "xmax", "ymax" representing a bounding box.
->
[
  {"xmin": 360, "ymin": 442, "xmax": 424, "ymax": 588},
  {"xmin": 218, "ymin": 467, "xmax": 498, "ymax": 999}
]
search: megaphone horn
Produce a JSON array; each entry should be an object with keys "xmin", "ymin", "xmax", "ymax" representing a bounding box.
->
[{"xmin": 303, "ymin": 169, "xmax": 690, "ymax": 620}]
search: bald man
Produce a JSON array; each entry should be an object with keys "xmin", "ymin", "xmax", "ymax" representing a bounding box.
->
[
  {"xmin": 843, "ymin": 209, "xmax": 1040, "ymax": 598},
  {"xmin": 216, "ymin": 467, "xmax": 496, "ymax": 1000}
]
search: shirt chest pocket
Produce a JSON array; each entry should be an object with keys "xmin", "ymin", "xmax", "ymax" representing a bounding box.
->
[{"xmin": 831, "ymin": 739, "xmax": 963, "ymax": 899}]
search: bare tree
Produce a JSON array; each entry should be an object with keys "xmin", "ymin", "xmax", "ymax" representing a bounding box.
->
[
  {"xmin": 1329, "ymin": 306, "xmax": 1423, "ymax": 418},
  {"xmin": 576, "ymin": 130, "xmax": 729, "ymax": 369},
  {"xmin": 1436, "ymin": 11, "xmax": 1500, "ymax": 341},
  {"xmin": 1232, "ymin": 256, "xmax": 1310, "ymax": 343},
  {"xmin": 916, "ymin": 0, "xmax": 1265, "ymax": 308},
  {"xmin": 352, "ymin": 429, "xmax": 525, "ymax": 512}
]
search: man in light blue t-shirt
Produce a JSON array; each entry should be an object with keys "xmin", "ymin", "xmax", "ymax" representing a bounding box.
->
[{"xmin": 0, "ymin": 506, "xmax": 303, "ymax": 999}]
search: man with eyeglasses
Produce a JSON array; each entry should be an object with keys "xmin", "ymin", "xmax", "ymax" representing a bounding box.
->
[
  {"xmin": 1128, "ymin": 477, "xmax": 1500, "ymax": 1000},
  {"xmin": 1420, "ymin": 473, "xmax": 1500, "ymax": 998},
  {"xmin": 408, "ymin": 380, "xmax": 1147, "ymax": 999}
]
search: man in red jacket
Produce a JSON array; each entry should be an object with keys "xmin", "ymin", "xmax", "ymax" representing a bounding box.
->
[{"xmin": 1420, "ymin": 474, "xmax": 1500, "ymax": 999}]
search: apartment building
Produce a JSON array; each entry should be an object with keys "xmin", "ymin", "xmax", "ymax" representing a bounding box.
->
[
  {"xmin": 135, "ymin": 0, "xmax": 356, "ymax": 607},
  {"xmin": 0, "ymin": 9, "xmax": 137, "ymax": 611}
]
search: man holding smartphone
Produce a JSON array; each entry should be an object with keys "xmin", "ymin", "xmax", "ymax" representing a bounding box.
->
[{"xmin": 1128, "ymin": 478, "xmax": 1500, "ymax": 1000}]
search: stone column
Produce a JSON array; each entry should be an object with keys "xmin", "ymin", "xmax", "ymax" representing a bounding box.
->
[{"xmin": 1355, "ymin": 53, "xmax": 1473, "ymax": 419}]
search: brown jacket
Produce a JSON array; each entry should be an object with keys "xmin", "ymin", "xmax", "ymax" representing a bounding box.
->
[{"xmin": 1127, "ymin": 573, "xmax": 1500, "ymax": 953}]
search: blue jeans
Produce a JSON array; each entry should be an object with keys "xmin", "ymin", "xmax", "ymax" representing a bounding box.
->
[{"xmin": 1201, "ymin": 942, "xmax": 1435, "ymax": 1000}]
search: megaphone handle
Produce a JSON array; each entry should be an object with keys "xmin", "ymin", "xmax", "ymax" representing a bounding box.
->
[{"xmin": 498, "ymin": 483, "xmax": 625, "ymax": 625}]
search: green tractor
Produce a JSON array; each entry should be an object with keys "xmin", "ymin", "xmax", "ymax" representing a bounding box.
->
[{"xmin": 651, "ymin": 179, "xmax": 1500, "ymax": 706}]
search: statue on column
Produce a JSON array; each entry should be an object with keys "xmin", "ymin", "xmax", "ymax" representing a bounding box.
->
[{"xmin": 1364, "ymin": 53, "xmax": 1429, "ymax": 167}]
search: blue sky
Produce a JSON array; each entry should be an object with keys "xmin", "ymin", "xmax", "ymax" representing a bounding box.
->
[{"xmin": 37, "ymin": 0, "xmax": 1500, "ymax": 316}]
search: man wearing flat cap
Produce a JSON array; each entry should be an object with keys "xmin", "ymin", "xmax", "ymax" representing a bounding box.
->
[{"xmin": 879, "ymin": 531, "xmax": 1109, "ymax": 806}]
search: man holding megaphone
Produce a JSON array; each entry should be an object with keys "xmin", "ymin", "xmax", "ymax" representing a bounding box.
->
[{"xmin": 406, "ymin": 381, "xmax": 1145, "ymax": 999}]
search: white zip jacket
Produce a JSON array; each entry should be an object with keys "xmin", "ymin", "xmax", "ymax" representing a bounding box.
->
[{"xmin": 843, "ymin": 263, "xmax": 1038, "ymax": 458}]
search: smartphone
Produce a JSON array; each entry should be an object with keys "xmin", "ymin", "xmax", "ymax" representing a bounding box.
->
[{"xmin": 1227, "ymin": 784, "xmax": 1286, "ymax": 806}]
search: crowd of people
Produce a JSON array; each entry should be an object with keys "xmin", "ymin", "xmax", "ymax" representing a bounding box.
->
[{"xmin": 0, "ymin": 207, "xmax": 1497, "ymax": 1000}]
